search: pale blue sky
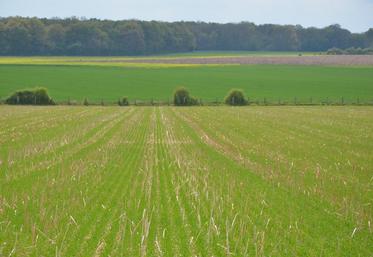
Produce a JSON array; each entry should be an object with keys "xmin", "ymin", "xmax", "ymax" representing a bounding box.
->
[{"xmin": 1, "ymin": 0, "xmax": 372, "ymax": 32}]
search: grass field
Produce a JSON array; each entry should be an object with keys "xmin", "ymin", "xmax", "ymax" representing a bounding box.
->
[
  {"xmin": 0, "ymin": 106, "xmax": 372, "ymax": 256},
  {"xmin": 1, "ymin": 64, "xmax": 373, "ymax": 103}
]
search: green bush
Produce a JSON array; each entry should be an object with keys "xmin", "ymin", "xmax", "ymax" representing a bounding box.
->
[
  {"xmin": 83, "ymin": 98, "xmax": 89, "ymax": 106},
  {"xmin": 327, "ymin": 47, "xmax": 373, "ymax": 55},
  {"xmin": 5, "ymin": 87, "xmax": 55, "ymax": 105},
  {"xmin": 173, "ymin": 87, "xmax": 198, "ymax": 106},
  {"xmin": 224, "ymin": 89, "xmax": 248, "ymax": 106},
  {"xmin": 118, "ymin": 97, "xmax": 129, "ymax": 106},
  {"xmin": 363, "ymin": 48, "xmax": 373, "ymax": 54},
  {"xmin": 326, "ymin": 47, "xmax": 344, "ymax": 55},
  {"xmin": 189, "ymin": 97, "xmax": 199, "ymax": 106}
]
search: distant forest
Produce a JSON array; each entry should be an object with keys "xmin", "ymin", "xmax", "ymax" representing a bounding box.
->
[{"xmin": 0, "ymin": 17, "xmax": 373, "ymax": 56}]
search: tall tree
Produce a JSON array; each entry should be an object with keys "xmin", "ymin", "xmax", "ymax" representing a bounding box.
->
[{"xmin": 113, "ymin": 21, "xmax": 145, "ymax": 55}]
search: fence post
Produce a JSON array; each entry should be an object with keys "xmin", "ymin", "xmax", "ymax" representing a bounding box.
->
[
  {"xmin": 294, "ymin": 97, "xmax": 297, "ymax": 105},
  {"xmin": 357, "ymin": 97, "xmax": 360, "ymax": 105},
  {"xmin": 310, "ymin": 97, "xmax": 312, "ymax": 105},
  {"xmin": 341, "ymin": 97, "xmax": 344, "ymax": 105}
]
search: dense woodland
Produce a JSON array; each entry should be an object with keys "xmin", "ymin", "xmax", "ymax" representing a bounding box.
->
[{"xmin": 0, "ymin": 17, "xmax": 373, "ymax": 55}]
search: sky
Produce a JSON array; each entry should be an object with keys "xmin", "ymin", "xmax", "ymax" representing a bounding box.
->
[{"xmin": 1, "ymin": 0, "xmax": 372, "ymax": 32}]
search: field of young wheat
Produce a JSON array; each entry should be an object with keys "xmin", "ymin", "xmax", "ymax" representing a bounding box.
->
[
  {"xmin": 0, "ymin": 106, "xmax": 372, "ymax": 256},
  {"xmin": 1, "ymin": 56, "xmax": 373, "ymax": 104}
]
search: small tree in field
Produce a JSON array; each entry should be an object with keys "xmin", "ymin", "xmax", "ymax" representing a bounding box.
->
[
  {"xmin": 173, "ymin": 87, "xmax": 198, "ymax": 106},
  {"xmin": 224, "ymin": 89, "xmax": 248, "ymax": 106},
  {"xmin": 118, "ymin": 97, "xmax": 129, "ymax": 106}
]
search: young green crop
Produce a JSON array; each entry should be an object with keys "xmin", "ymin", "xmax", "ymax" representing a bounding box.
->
[
  {"xmin": 0, "ymin": 64, "xmax": 373, "ymax": 103},
  {"xmin": 0, "ymin": 106, "xmax": 372, "ymax": 256}
]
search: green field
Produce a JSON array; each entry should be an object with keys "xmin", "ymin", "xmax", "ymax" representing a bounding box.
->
[
  {"xmin": 0, "ymin": 106, "xmax": 372, "ymax": 256},
  {"xmin": 1, "ymin": 64, "xmax": 373, "ymax": 103}
]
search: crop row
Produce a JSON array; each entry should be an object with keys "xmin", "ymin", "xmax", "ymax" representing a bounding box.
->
[{"xmin": 0, "ymin": 106, "xmax": 372, "ymax": 256}]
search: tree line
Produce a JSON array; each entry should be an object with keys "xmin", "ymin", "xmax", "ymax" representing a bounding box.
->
[{"xmin": 0, "ymin": 17, "xmax": 373, "ymax": 55}]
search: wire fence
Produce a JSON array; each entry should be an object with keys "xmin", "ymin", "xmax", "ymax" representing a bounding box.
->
[
  {"xmin": 51, "ymin": 97, "xmax": 373, "ymax": 106},
  {"xmin": 2, "ymin": 97, "xmax": 373, "ymax": 106}
]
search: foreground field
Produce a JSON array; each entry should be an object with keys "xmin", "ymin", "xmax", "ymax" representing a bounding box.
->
[
  {"xmin": 1, "ymin": 64, "xmax": 373, "ymax": 103},
  {"xmin": 0, "ymin": 106, "xmax": 372, "ymax": 256}
]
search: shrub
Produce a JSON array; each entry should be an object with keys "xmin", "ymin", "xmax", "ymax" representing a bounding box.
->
[
  {"xmin": 224, "ymin": 89, "xmax": 248, "ymax": 106},
  {"xmin": 363, "ymin": 48, "xmax": 373, "ymax": 55},
  {"xmin": 345, "ymin": 47, "xmax": 359, "ymax": 55},
  {"xmin": 118, "ymin": 97, "xmax": 129, "ymax": 106},
  {"xmin": 189, "ymin": 97, "xmax": 199, "ymax": 106},
  {"xmin": 326, "ymin": 47, "xmax": 344, "ymax": 55},
  {"xmin": 327, "ymin": 47, "xmax": 373, "ymax": 55},
  {"xmin": 173, "ymin": 87, "xmax": 198, "ymax": 106},
  {"xmin": 83, "ymin": 98, "xmax": 89, "ymax": 106},
  {"xmin": 354, "ymin": 48, "xmax": 364, "ymax": 55},
  {"xmin": 5, "ymin": 87, "xmax": 55, "ymax": 105}
]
